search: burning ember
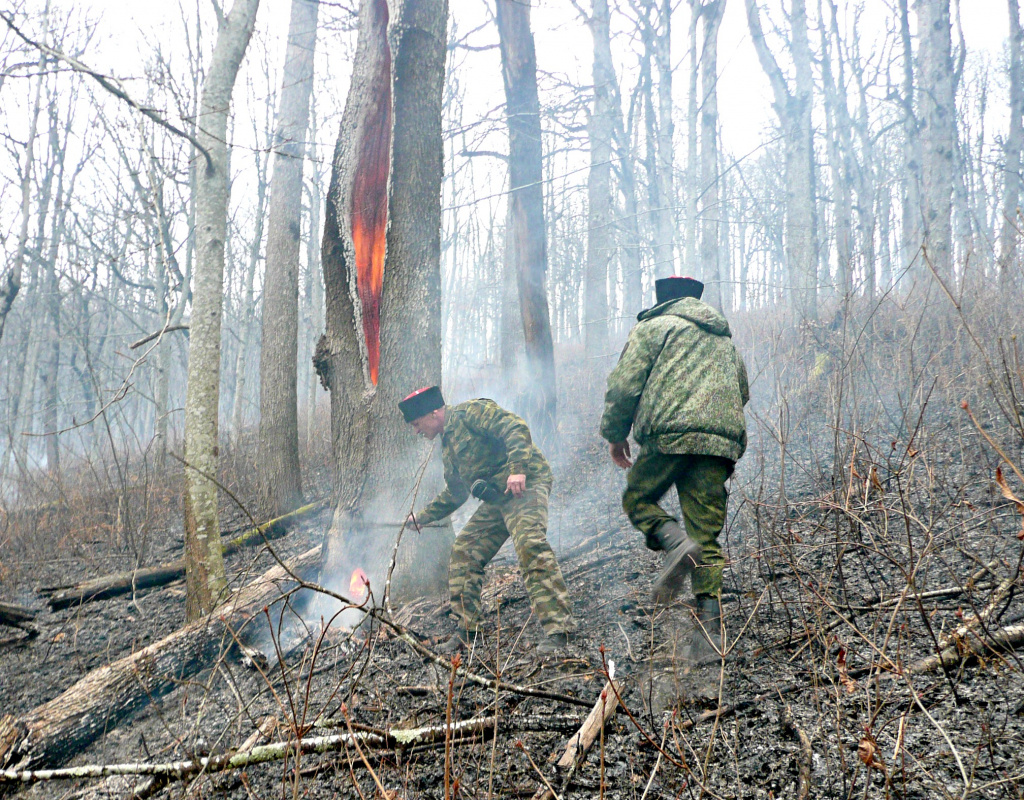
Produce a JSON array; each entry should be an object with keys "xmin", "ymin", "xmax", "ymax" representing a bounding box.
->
[
  {"xmin": 350, "ymin": 0, "xmax": 392, "ymax": 385},
  {"xmin": 349, "ymin": 567, "xmax": 370, "ymax": 601}
]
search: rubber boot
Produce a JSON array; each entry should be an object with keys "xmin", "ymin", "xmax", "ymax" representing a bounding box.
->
[
  {"xmin": 687, "ymin": 595, "xmax": 722, "ymax": 665},
  {"xmin": 650, "ymin": 520, "xmax": 702, "ymax": 606},
  {"xmin": 536, "ymin": 632, "xmax": 570, "ymax": 656}
]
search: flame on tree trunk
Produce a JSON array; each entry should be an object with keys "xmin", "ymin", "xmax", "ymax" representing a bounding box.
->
[{"xmin": 351, "ymin": 0, "xmax": 392, "ymax": 385}]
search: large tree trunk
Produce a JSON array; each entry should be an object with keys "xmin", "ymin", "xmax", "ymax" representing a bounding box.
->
[
  {"xmin": 915, "ymin": 0, "xmax": 955, "ymax": 283},
  {"xmin": 0, "ymin": 548, "xmax": 319, "ymax": 773},
  {"xmin": 183, "ymin": 0, "xmax": 261, "ymax": 620},
  {"xmin": 999, "ymin": 0, "xmax": 1023, "ymax": 289},
  {"xmin": 698, "ymin": 0, "xmax": 725, "ymax": 308},
  {"xmin": 583, "ymin": 0, "xmax": 614, "ymax": 357},
  {"xmin": 317, "ymin": 0, "xmax": 451, "ymax": 605},
  {"xmin": 746, "ymin": 0, "xmax": 817, "ymax": 319},
  {"xmin": 257, "ymin": 0, "xmax": 320, "ymax": 517},
  {"xmin": 495, "ymin": 0, "xmax": 557, "ymax": 449}
]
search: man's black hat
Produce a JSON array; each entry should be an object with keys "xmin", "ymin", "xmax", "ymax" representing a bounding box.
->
[
  {"xmin": 655, "ymin": 276, "xmax": 704, "ymax": 305},
  {"xmin": 399, "ymin": 385, "xmax": 445, "ymax": 423}
]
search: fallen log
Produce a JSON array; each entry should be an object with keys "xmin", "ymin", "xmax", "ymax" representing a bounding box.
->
[
  {"xmin": 0, "ymin": 546, "xmax": 320, "ymax": 773},
  {"xmin": 0, "ymin": 602, "xmax": 37, "ymax": 636},
  {"xmin": 908, "ymin": 621, "xmax": 1024, "ymax": 674},
  {"xmin": 38, "ymin": 499, "xmax": 328, "ymax": 611}
]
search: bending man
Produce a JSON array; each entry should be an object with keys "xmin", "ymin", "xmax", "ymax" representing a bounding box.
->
[{"xmin": 400, "ymin": 386, "xmax": 574, "ymax": 655}]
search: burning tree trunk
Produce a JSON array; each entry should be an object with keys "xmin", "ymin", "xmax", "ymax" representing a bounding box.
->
[
  {"xmin": 182, "ymin": 0, "xmax": 260, "ymax": 620},
  {"xmin": 495, "ymin": 0, "xmax": 557, "ymax": 449},
  {"xmin": 257, "ymin": 0, "xmax": 320, "ymax": 517},
  {"xmin": 316, "ymin": 0, "xmax": 451, "ymax": 602}
]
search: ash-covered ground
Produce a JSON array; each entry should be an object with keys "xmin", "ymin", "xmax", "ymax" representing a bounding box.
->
[{"xmin": 3, "ymin": 306, "xmax": 1024, "ymax": 799}]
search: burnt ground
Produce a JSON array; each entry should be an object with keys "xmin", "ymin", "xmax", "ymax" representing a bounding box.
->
[{"xmin": 4, "ymin": 320, "xmax": 1024, "ymax": 799}]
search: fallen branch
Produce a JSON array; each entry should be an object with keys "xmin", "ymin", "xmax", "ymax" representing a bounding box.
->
[
  {"xmin": 129, "ymin": 324, "xmax": 189, "ymax": 350},
  {"xmin": 532, "ymin": 678, "xmax": 621, "ymax": 800},
  {"xmin": 782, "ymin": 704, "xmax": 812, "ymax": 800},
  {"xmin": 38, "ymin": 499, "xmax": 328, "ymax": 611},
  {"xmin": 908, "ymin": 621, "xmax": 1024, "ymax": 674},
  {"xmin": 0, "ymin": 602, "xmax": 37, "ymax": 636},
  {"xmin": 1, "ymin": 546, "xmax": 321, "ymax": 773},
  {"xmin": 1, "ymin": 713, "xmax": 585, "ymax": 786}
]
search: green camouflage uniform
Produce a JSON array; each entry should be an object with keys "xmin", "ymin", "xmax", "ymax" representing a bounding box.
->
[
  {"xmin": 600, "ymin": 297, "xmax": 749, "ymax": 598},
  {"xmin": 415, "ymin": 399, "xmax": 574, "ymax": 636}
]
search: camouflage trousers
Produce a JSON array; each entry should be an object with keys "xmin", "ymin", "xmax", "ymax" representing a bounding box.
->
[
  {"xmin": 448, "ymin": 478, "xmax": 574, "ymax": 636},
  {"xmin": 623, "ymin": 452, "xmax": 733, "ymax": 598}
]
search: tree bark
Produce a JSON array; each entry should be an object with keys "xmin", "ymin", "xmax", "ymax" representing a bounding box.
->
[
  {"xmin": 257, "ymin": 0, "xmax": 320, "ymax": 517},
  {"xmin": 183, "ymin": 0, "xmax": 261, "ymax": 621},
  {"xmin": 0, "ymin": 548, "xmax": 320, "ymax": 773},
  {"xmin": 318, "ymin": 0, "xmax": 452, "ymax": 603},
  {"xmin": 495, "ymin": 0, "xmax": 557, "ymax": 449},
  {"xmin": 999, "ymin": 0, "xmax": 1023, "ymax": 289},
  {"xmin": 915, "ymin": 0, "xmax": 955, "ymax": 283}
]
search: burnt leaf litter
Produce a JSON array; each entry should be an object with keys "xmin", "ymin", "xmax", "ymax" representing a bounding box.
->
[{"xmin": 3, "ymin": 381, "xmax": 1024, "ymax": 799}]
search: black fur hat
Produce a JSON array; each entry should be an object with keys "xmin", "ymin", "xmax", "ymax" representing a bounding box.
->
[
  {"xmin": 655, "ymin": 276, "xmax": 704, "ymax": 304},
  {"xmin": 399, "ymin": 385, "xmax": 445, "ymax": 423}
]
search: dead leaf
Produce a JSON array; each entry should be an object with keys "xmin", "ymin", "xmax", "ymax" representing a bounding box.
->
[
  {"xmin": 858, "ymin": 733, "xmax": 886, "ymax": 773},
  {"xmin": 994, "ymin": 466, "xmax": 1024, "ymax": 539},
  {"xmin": 869, "ymin": 466, "xmax": 883, "ymax": 494},
  {"xmin": 837, "ymin": 647, "xmax": 858, "ymax": 694}
]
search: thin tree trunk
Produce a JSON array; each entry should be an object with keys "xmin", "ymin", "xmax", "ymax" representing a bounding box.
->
[
  {"xmin": 654, "ymin": 0, "xmax": 676, "ymax": 276},
  {"xmin": 915, "ymin": 0, "xmax": 955, "ymax": 283},
  {"xmin": 899, "ymin": 0, "xmax": 922, "ymax": 283},
  {"xmin": 495, "ymin": 0, "xmax": 557, "ymax": 448},
  {"xmin": 257, "ymin": 0, "xmax": 320, "ymax": 517},
  {"xmin": 183, "ymin": 0, "xmax": 261, "ymax": 620},
  {"xmin": 999, "ymin": 0, "xmax": 1023, "ymax": 289},
  {"xmin": 699, "ymin": 0, "xmax": 725, "ymax": 308},
  {"xmin": 584, "ymin": 0, "xmax": 613, "ymax": 357},
  {"xmin": 685, "ymin": 0, "xmax": 700, "ymax": 284}
]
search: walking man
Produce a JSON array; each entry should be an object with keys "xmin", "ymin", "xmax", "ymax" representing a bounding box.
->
[
  {"xmin": 600, "ymin": 277, "xmax": 749, "ymax": 663},
  {"xmin": 400, "ymin": 386, "xmax": 574, "ymax": 654}
]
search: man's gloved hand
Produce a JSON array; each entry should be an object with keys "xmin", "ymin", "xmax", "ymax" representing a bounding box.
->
[
  {"xmin": 610, "ymin": 441, "xmax": 633, "ymax": 469},
  {"xmin": 506, "ymin": 474, "xmax": 527, "ymax": 497}
]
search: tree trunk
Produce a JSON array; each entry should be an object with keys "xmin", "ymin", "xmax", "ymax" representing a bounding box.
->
[
  {"xmin": 0, "ymin": 548, "xmax": 319, "ymax": 773},
  {"xmin": 654, "ymin": 0, "xmax": 676, "ymax": 276},
  {"xmin": 584, "ymin": 0, "xmax": 614, "ymax": 357},
  {"xmin": 495, "ymin": 0, "xmax": 557, "ymax": 449},
  {"xmin": 257, "ymin": 0, "xmax": 320, "ymax": 517},
  {"xmin": 183, "ymin": 0, "xmax": 261, "ymax": 621},
  {"xmin": 999, "ymin": 0, "xmax": 1023, "ymax": 289},
  {"xmin": 898, "ymin": 0, "xmax": 922, "ymax": 283},
  {"xmin": 915, "ymin": 0, "xmax": 955, "ymax": 283},
  {"xmin": 745, "ymin": 0, "xmax": 817, "ymax": 319},
  {"xmin": 318, "ymin": 0, "xmax": 451, "ymax": 604},
  {"xmin": 685, "ymin": 0, "xmax": 700, "ymax": 283},
  {"xmin": 699, "ymin": 0, "xmax": 725, "ymax": 308},
  {"xmin": 229, "ymin": 152, "xmax": 268, "ymax": 449}
]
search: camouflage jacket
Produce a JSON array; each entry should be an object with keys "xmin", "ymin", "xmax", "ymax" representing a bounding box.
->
[
  {"xmin": 599, "ymin": 297, "xmax": 749, "ymax": 461},
  {"xmin": 415, "ymin": 399, "xmax": 552, "ymax": 524}
]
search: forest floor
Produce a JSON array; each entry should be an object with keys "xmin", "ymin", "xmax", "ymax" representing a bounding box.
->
[{"xmin": 3, "ymin": 326, "xmax": 1024, "ymax": 799}]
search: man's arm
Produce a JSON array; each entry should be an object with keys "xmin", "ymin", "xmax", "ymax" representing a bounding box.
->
[
  {"xmin": 415, "ymin": 479, "xmax": 469, "ymax": 525},
  {"xmin": 464, "ymin": 401, "xmax": 535, "ymax": 476},
  {"xmin": 599, "ymin": 325, "xmax": 661, "ymax": 444}
]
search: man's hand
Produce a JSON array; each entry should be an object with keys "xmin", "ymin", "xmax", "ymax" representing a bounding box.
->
[
  {"xmin": 506, "ymin": 474, "xmax": 527, "ymax": 497},
  {"xmin": 405, "ymin": 513, "xmax": 422, "ymax": 532},
  {"xmin": 610, "ymin": 441, "xmax": 633, "ymax": 469}
]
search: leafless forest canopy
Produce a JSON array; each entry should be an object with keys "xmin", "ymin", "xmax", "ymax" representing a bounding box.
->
[{"xmin": 2, "ymin": 0, "xmax": 1024, "ymax": 797}]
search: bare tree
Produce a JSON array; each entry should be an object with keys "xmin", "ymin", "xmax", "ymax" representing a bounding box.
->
[
  {"xmin": 257, "ymin": 0, "xmax": 320, "ymax": 517},
  {"xmin": 746, "ymin": 0, "xmax": 818, "ymax": 320},
  {"xmin": 999, "ymin": 0, "xmax": 1023, "ymax": 289},
  {"xmin": 182, "ymin": 0, "xmax": 261, "ymax": 620},
  {"xmin": 495, "ymin": 0, "xmax": 557, "ymax": 447},
  {"xmin": 698, "ymin": 0, "xmax": 725, "ymax": 308}
]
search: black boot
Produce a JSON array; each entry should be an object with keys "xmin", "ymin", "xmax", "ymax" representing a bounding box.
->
[
  {"xmin": 650, "ymin": 521, "xmax": 702, "ymax": 606},
  {"xmin": 687, "ymin": 594, "xmax": 722, "ymax": 665}
]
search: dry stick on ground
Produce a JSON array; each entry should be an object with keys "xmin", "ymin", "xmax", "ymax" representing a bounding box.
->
[
  {"xmin": 0, "ymin": 546, "xmax": 322, "ymax": 773},
  {"xmin": 37, "ymin": 499, "xmax": 328, "ymax": 610},
  {"xmin": 530, "ymin": 678, "xmax": 621, "ymax": 800},
  {"xmin": 781, "ymin": 702, "xmax": 812, "ymax": 800}
]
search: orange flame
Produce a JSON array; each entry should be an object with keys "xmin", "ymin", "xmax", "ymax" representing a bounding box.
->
[
  {"xmin": 351, "ymin": 0, "xmax": 392, "ymax": 385},
  {"xmin": 349, "ymin": 567, "xmax": 369, "ymax": 600}
]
